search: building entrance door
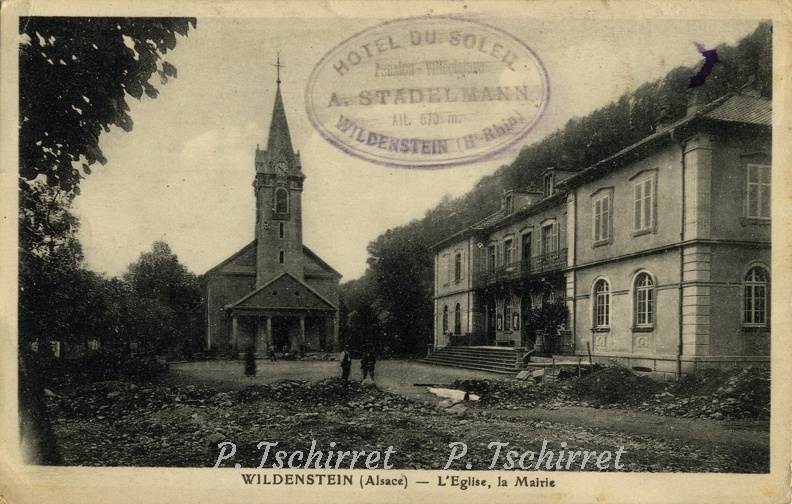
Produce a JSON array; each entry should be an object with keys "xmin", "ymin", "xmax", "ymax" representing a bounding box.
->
[
  {"xmin": 486, "ymin": 301, "xmax": 496, "ymax": 345},
  {"xmin": 272, "ymin": 317, "xmax": 291, "ymax": 352}
]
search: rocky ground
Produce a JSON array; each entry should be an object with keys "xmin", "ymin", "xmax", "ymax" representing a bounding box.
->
[
  {"xmin": 44, "ymin": 364, "xmax": 769, "ymax": 472},
  {"xmin": 454, "ymin": 366, "xmax": 771, "ymax": 421}
]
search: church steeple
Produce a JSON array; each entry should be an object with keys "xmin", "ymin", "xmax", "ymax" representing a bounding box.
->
[
  {"xmin": 264, "ymin": 83, "xmax": 298, "ymax": 169},
  {"xmin": 253, "ymin": 59, "xmax": 305, "ymax": 287}
]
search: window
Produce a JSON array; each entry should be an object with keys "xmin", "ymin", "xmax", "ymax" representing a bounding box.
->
[
  {"xmin": 633, "ymin": 178, "xmax": 654, "ymax": 232},
  {"xmin": 505, "ymin": 194, "xmax": 514, "ymax": 215},
  {"xmin": 521, "ymin": 233, "xmax": 532, "ymax": 261},
  {"xmin": 454, "ymin": 303, "xmax": 462, "ymax": 334},
  {"xmin": 593, "ymin": 193, "xmax": 611, "ymax": 243},
  {"xmin": 634, "ymin": 273, "xmax": 654, "ymax": 327},
  {"xmin": 544, "ymin": 172, "xmax": 554, "ymax": 197},
  {"xmin": 454, "ymin": 253, "xmax": 462, "ymax": 281},
  {"xmin": 275, "ymin": 188, "xmax": 289, "ymax": 214},
  {"xmin": 594, "ymin": 279, "xmax": 610, "ymax": 328},
  {"xmin": 504, "ymin": 239, "xmax": 514, "ymax": 265},
  {"xmin": 487, "ymin": 245, "xmax": 496, "ymax": 271},
  {"xmin": 541, "ymin": 222, "xmax": 559, "ymax": 255},
  {"xmin": 279, "ymin": 222, "xmax": 284, "ymax": 239},
  {"xmin": 504, "ymin": 298, "xmax": 512, "ymax": 331},
  {"xmin": 279, "ymin": 250, "xmax": 285, "ymax": 264},
  {"xmin": 746, "ymin": 164, "xmax": 771, "ymax": 220},
  {"xmin": 442, "ymin": 305, "xmax": 449, "ymax": 333},
  {"xmin": 744, "ymin": 267, "xmax": 768, "ymax": 326}
]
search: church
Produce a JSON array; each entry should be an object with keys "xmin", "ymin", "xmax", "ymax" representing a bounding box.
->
[{"xmin": 204, "ymin": 72, "xmax": 341, "ymax": 358}]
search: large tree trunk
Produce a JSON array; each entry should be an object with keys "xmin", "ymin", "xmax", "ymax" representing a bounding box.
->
[{"xmin": 18, "ymin": 351, "xmax": 62, "ymax": 465}]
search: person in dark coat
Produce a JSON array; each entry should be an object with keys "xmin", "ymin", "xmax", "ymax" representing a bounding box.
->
[
  {"xmin": 339, "ymin": 346, "xmax": 352, "ymax": 381},
  {"xmin": 360, "ymin": 351, "xmax": 376, "ymax": 380},
  {"xmin": 244, "ymin": 347, "xmax": 257, "ymax": 377}
]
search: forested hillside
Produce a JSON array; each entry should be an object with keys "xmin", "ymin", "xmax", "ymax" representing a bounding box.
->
[{"xmin": 339, "ymin": 22, "xmax": 772, "ymax": 356}]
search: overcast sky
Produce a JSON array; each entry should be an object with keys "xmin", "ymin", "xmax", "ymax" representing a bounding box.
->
[{"xmin": 69, "ymin": 13, "xmax": 761, "ymax": 281}]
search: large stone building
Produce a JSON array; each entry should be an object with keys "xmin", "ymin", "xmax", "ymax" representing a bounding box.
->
[
  {"xmin": 205, "ymin": 77, "xmax": 341, "ymax": 357},
  {"xmin": 432, "ymin": 90, "xmax": 771, "ymax": 378}
]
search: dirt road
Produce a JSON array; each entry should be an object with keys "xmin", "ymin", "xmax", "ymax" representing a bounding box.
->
[{"xmin": 165, "ymin": 359, "xmax": 769, "ymax": 458}]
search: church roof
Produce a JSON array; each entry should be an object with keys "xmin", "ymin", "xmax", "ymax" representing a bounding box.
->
[
  {"xmin": 303, "ymin": 245, "xmax": 342, "ymax": 278},
  {"xmin": 203, "ymin": 241, "xmax": 256, "ymax": 276},
  {"xmin": 225, "ymin": 272, "xmax": 337, "ymax": 312},
  {"xmin": 264, "ymin": 84, "xmax": 299, "ymax": 170},
  {"xmin": 204, "ymin": 241, "xmax": 340, "ymax": 279}
]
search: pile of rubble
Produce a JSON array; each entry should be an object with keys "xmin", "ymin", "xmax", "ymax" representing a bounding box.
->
[
  {"xmin": 45, "ymin": 377, "xmax": 450, "ymax": 467},
  {"xmin": 565, "ymin": 366, "xmax": 663, "ymax": 406},
  {"xmin": 46, "ymin": 382, "xmax": 222, "ymax": 421},
  {"xmin": 236, "ymin": 378, "xmax": 435, "ymax": 414},
  {"xmin": 451, "ymin": 366, "xmax": 770, "ymax": 421},
  {"xmin": 644, "ymin": 367, "xmax": 770, "ymax": 420},
  {"xmin": 450, "ymin": 378, "xmax": 561, "ymax": 409}
]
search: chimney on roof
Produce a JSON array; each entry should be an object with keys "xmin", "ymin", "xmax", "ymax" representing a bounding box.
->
[
  {"xmin": 686, "ymin": 88, "xmax": 705, "ymax": 117},
  {"xmin": 523, "ymin": 183, "xmax": 543, "ymax": 207},
  {"xmin": 656, "ymin": 106, "xmax": 672, "ymax": 132}
]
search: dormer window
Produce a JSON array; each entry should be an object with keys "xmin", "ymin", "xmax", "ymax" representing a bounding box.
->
[
  {"xmin": 505, "ymin": 194, "xmax": 514, "ymax": 215},
  {"xmin": 543, "ymin": 172, "xmax": 555, "ymax": 197}
]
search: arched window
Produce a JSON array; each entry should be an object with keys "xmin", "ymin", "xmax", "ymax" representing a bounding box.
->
[
  {"xmin": 442, "ymin": 305, "xmax": 449, "ymax": 333},
  {"xmin": 275, "ymin": 188, "xmax": 289, "ymax": 214},
  {"xmin": 454, "ymin": 303, "xmax": 462, "ymax": 334},
  {"xmin": 744, "ymin": 267, "xmax": 769, "ymax": 326},
  {"xmin": 594, "ymin": 279, "xmax": 610, "ymax": 328},
  {"xmin": 634, "ymin": 273, "xmax": 654, "ymax": 328}
]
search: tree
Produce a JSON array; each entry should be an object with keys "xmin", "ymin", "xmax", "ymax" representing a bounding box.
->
[
  {"xmin": 19, "ymin": 17, "xmax": 196, "ymax": 192},
  {"xmin": 123, "ymin": 241, "xmax": 203, "ymax": 357},
  {"xmin": 18, "ymin": 16, "xmax": 196, "ymax": 465}
]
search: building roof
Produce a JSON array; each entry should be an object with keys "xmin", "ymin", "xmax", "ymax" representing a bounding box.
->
[
  {"xmin": 430, "ymin": 92, "xmax": 770, "ymax": 249},
  {"xmin": 265, "ymin": 84, "xmax": 298, "ymax": 168},
  {"xmin": 471, "ymin": 210, "xmax": 506, "ymax": 230},
  {"xmin": 703, "ymin": 94, "xmax": 771, "ymax": 125},
  {"xmin": 203, "ymin": 241, "xmax": 256, "ymax": 276},
  {"xmin": 303, "ymin": 245, "xmax": 342, "ymax": 278},
  {"xmin": 204, "ymin": 241, "xmax": 340, "ymax": 279},
  {"xmin": 558, "ymin": 92, "xmax": 770, "ymax": 189}
]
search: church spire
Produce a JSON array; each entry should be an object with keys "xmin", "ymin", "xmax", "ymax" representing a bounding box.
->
[{"xmin": 264, "ymin": 56, "xmax": 298, "ymax": 169}]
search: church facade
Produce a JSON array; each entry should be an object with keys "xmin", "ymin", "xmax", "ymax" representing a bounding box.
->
[
  {"xmin": 205, "ymin": 79, "xmax": 341, "ymax": 357},
  {"xmin": 433, "ymin": 90, "xmax": 771, "ymax": 378}
]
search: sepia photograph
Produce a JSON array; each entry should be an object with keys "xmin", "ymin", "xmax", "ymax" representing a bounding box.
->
[{"xmin": 1, "ymin": 1, "xmax": 789, "ymax": 503}]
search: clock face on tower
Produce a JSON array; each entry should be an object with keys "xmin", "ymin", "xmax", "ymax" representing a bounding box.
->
[{"xmin": 274, "ymin": 161, "xmax": 289, "ymax": 175}]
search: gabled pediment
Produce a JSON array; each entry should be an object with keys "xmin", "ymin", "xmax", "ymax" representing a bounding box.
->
[{"xmin": 226, "ymin": 272, "xmax": 337, "ymax": 311}]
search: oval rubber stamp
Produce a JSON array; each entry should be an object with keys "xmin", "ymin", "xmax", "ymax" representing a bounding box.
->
[{"xmin": 306, "ymin": 16, "xmax": 550, "ymax": 169}]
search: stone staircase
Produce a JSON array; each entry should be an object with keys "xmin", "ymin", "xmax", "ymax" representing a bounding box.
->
[{"xmin": 421, "ymin": 346, "xmax": 520, "ymax": 375}]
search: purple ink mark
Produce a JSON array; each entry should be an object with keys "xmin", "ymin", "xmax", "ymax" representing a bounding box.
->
[{"xmin": 689, "ymin": 42, "xmax": 720, "ymax": 88}]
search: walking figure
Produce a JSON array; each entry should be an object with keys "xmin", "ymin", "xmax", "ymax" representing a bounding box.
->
[
  {"xmin": 360, "ymin": 350, "xmax": 376, "ymax": 381},
  {"xmin": 269, "ymin": 345, "xmax": 277, "ymax": 362},
  {"xmin": 244, "ymin": 347, "xmax": 257, "ymax": 378},
  {"xmin": 339, "ymin": 346, "xmax": 352, "ymax": 381}
]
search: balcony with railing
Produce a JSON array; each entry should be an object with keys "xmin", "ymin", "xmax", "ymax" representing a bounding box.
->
[{"xmin": 476, "ymin": 248, "xmax": 567, "ymax": 287}]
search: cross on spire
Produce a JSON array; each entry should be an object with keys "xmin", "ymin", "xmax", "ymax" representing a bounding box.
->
[{"xmin": 272, "ymin": 52, "xmax": 285, "ymax": 85}]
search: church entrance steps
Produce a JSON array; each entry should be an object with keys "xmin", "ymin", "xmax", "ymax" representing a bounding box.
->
[{"xmin": 421, "ymin": 346, "xmax": 521, "ymax": 375}]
